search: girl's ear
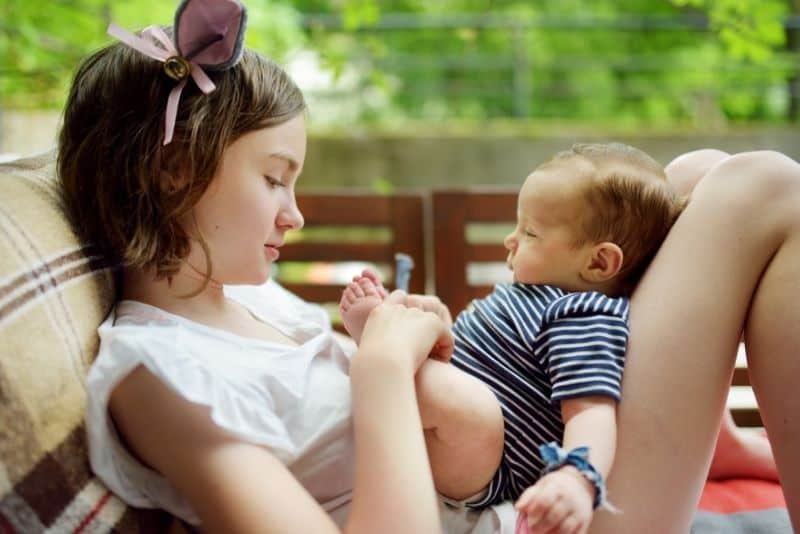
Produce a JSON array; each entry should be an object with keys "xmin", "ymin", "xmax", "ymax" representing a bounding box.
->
[
  {"xmin": 159, "ymin": 170, "xmax": 180, "ymax": 193},
  {"xmin": 580, "ymin": 242, "xmax": 623, "ymax": 283}
]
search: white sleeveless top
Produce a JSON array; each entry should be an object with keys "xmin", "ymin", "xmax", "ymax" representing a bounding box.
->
[{"xmin": 85, "ymin": 280, "xmax": 356, "ymax": 526}]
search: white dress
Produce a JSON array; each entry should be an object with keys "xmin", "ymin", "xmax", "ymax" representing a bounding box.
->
[{"xmin": 85, "ymin": 280, "xmax": 515, "ymax": 532}]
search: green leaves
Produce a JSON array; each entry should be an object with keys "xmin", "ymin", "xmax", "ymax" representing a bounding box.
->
[
  {"xmin": 0, "ymin": 0, "xmax": 304, "ymax": 108},
  {"xmin": 671, "ymin": 0, "xmax": 788, "ymax": 61},
  {"xmin": 2, "ymin": 0, "xmax": 796, "ymax": 124}
]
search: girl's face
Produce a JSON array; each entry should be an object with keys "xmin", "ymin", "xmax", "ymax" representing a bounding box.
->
[{"xmin": 188, "ymin": 114, "xmax": 307, "ymax": 285}]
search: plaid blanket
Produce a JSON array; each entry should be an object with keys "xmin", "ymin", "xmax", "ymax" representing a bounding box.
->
[{"xmin": 0, "ymin": 153, "xmax": 176, "ymax": 533}]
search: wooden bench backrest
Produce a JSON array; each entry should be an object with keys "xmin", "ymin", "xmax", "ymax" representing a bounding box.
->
[{"xmin": 277, "ymin": 191, "xmax": 426, "ymax": 310}]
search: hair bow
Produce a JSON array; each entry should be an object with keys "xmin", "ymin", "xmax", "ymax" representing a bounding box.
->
[{"xmin": 107, "ymin": 0, "xmax": 248, "ymax": 145}]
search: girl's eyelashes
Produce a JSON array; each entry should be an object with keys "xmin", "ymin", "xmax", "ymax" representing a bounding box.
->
[{"xmin": 264, "ymin": 175, "xmax": 285, "ymax": 188}]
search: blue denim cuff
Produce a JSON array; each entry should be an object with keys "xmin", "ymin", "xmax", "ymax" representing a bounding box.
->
[{"xmin": 538, "ymin": 442, "xmax": 616, "ymax": 512}]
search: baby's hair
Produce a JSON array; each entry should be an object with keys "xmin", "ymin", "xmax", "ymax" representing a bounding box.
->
[
  {"xmin": 58, "ymin": 29, "xmax": 305, "ymax": 290},
  {"xmin": 541, "ymin": 142, "xmax": 687, "ymax": 296}
]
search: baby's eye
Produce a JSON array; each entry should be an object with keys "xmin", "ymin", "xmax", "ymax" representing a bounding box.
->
[
  {"xmin": 264, "ymin": 175, "xmax": 285, "ymax": 188},
  {"xmin": 525, "ymin": 231, "xmax": 537, "ymax": 238}
]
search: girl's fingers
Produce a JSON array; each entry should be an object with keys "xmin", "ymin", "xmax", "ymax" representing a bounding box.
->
[{"xmin": 384, "ymin": 289, "xmax": 407, "ymax": 305}]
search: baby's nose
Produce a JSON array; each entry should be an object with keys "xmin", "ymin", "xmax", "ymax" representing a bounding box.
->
[{"xmin": 503, "ymin": 233, "xmax": 516, "ymax": 251}]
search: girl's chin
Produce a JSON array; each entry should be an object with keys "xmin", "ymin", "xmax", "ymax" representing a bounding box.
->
[{"xmin": 228, "ymin": 267, "xmax": 272, "ymax": 287}]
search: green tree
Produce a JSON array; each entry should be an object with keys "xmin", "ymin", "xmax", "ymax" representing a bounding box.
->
[
  {"xmin": 1, "ymin": 0, "xmax": 304, "ymax": 109},
  {"xmin": 1, "ymin": 0, "xmax": 796, "ymax": 124},
  {"xmin": 293, "ymin": 0, "xmax": 796, "ymax": 123}
]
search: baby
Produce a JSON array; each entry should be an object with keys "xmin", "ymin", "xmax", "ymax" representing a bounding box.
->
[{"xmin": 340, "ymin": 143, "xmax": 685, "ymax": 533}]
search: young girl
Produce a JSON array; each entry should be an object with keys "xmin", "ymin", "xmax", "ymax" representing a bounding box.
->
[
  {"xmin": 59, "ymin": 1, "xmax": 800, "ymax": 533},
  {"xmin": 61, "ymin": 2, "xmax": 450, "ymax": 532}
]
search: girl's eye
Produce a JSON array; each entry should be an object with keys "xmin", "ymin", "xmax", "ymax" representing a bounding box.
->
[{"xmin": 264, "ymin": 175, "xmax": 284, "ymax": 188}]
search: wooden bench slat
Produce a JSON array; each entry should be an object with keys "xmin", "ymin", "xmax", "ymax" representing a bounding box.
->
[
  {"xmin": 469, "ymin": 285, "xmax": 494, "ymax": 301},
  {"xmin": 281, "ymin": 242, "xmax": 393, "ymax": 263},
  {"xmin": 465, "ymin": 192, "xmax": 517, "ymax": 221},
  {"xmin": 731, "ymin": 408, "xmax": 762, "ymax": 427},
  {"xmin": 467, "ymin": 244, "xmax": 507, "ymax": 263},
  {"xmin": 280, "ymin": 283, "xmax": 345, "ymax": 303},
  {"xmin": 297, "ymin": 195, "xmax": 393, "ymax": 224},
  {"xmin": 731, "ymin": 367, "xmax": 750, "ymax": 387}
]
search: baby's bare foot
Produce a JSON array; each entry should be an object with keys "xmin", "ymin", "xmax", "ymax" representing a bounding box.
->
[{"xmin": 339, "ymin": 269, "xmax": 387, "ymax": 344}]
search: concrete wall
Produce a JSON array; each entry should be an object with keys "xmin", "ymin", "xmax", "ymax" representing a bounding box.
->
[
  {"xmin": 3, "ymin": 110, "xmax": 798, "ymax": 187},
  {"xmin": 302, "ymin": 128, "xmax": 800, "ymax": 190}
]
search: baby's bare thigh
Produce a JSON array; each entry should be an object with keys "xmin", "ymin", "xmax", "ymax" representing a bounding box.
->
[{"xmin": 415, "ymin": 359, "xmax": 504, "ymax": 500}]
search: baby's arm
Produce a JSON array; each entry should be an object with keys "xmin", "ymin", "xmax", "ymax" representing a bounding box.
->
[{"xmin": 515, "ymin": 396, "xmax": 617, "ymax": 534}]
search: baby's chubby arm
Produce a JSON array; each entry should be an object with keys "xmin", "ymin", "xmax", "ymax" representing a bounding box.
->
[{"xmin": 515, "ymin": 396, "xmax": 617, "ymax": 534}]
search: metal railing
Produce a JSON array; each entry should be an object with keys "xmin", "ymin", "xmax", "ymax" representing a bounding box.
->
[{"xmin": 298, "ymin": 13, "xmax": 800, "ymax": 122}]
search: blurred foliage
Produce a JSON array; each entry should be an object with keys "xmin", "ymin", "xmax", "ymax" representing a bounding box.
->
[
  {"xmin": 1, "ymin": 0, "xmax": 304, "ymax": 108},
  {"xmin": 1, "ymin": 0, "xmax": 797, "ymax": 125},
  {"xmin": 296, "ymin": 0, "xmax": 798, "ymax": 124}
]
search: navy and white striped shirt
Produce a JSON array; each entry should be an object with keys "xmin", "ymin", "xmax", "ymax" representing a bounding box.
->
[{"xmin": 451, "ymin": 283, "xmax": 629, "ymax": 505}]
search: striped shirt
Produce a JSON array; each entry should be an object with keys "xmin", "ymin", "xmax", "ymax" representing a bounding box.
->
[{"xmin": 451, "ymin": 283, "xmax": 629, "ymax": 505}]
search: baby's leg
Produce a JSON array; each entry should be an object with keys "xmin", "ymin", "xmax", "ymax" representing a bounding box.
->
[
  {"xmin": 415, "ymin": 359, "xmax": 505, "ymax": 501},
  {"xmin": 339, "ymin": 269, "xmax": 387, "ymax": 343}
]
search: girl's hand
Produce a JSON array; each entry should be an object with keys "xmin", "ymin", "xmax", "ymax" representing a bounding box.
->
[
  {"xmin": 403, "ymin": 293, "xmax": 453, "ymax": 328},
  {"xmin": 356, "ymin": 290, "xmax": 454, "ymax": 373},
  {"xmin": 514, "ymin": 467, "xmax": 594, "ymax": 534}
]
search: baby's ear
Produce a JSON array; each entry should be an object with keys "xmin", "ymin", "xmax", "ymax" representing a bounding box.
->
[{"xmin": 581, "ymin": 242, "xmax": 623, "ymax": 283}]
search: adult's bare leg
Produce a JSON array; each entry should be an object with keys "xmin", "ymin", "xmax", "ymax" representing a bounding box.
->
[
  {"xmin": 742, "ymin": 197, "xmax": 800, "ymax": 516},
  {"xmin": 664, "ymin": 148, "xmax": 730, "ymax": 195},
  {"xmin": 708, "ymin": 410, "xmax": 778, "ymax": 481},
  {"xmin": 666, "ymin": 149, "xmax": 779, "ymax": 483},
  {"xmin": 590, "ymin": 151, "xmax": 800, "ymax": 533}
]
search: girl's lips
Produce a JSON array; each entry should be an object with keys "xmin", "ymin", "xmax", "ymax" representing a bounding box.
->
[{"xmin": 264, "ymin": 245, "xmax": 280, "ymax": 260}]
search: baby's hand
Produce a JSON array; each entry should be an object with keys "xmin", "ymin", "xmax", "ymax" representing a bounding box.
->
[{"xmin": 514, "ymin": 466, "xmax": 594, "ymax": 534}]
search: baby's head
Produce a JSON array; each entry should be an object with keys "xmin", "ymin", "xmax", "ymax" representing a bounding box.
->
[
  {"xmin": 58, "ymin": 28, "xmax": 306, "ymax": 284},
  {"xmin": 504, "ymin": 142, "xmax": 685, "ymax": 296}
]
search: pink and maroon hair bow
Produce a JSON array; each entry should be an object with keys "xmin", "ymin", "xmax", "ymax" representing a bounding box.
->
[{"xmin": 107, "ymin": 0, "xmax": 248, "ymax": 145}]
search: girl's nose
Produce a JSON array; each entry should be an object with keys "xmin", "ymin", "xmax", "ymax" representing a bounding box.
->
[{"xmin": 279, "ymin": 194, "xmax": 304, "ymax": 230}]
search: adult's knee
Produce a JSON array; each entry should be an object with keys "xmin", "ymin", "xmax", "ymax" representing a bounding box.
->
[
  {"xmin": 665, "ymin": 148, "xmax": 731, "ymax": 196},
  {"xmin": 697, "ymin": 150, "xmax": 800, "ymax": 210}
]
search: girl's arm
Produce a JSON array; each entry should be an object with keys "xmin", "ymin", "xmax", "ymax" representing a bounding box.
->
[
  {"xmin": 110, "ymin": 292, "xmax": 451, "ymax": 533},
  {"xmin": 110, "ymin": 366, "xmax": 342, "ymax": 533}
]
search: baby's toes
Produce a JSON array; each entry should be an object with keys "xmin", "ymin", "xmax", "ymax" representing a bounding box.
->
[
  {"xmin": 348, "ymin": 280, "xmax": 365, "ymax": 298},
  {"xmin": 357, "ymin": 278, "xmax": 382, "ymax": 298},
  {"xmin": 339, "ymin": 284, "xmax": 359, "ymax": 310}
]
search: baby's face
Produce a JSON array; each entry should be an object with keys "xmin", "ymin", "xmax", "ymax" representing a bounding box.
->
[{"xmin": 503, "ymin": 164, "xmax": 594, "ymax": 289}]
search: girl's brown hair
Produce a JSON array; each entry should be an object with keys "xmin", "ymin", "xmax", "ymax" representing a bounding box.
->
[
  {"xmin": 542, "ymin": 143, "xmax": 687, "ymax": 296},
  {"xmin": 58, "ymin": 32, "xmax": 306, "ymax": 286}
]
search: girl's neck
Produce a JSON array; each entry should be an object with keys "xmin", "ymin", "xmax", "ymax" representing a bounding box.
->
[{"xmin": 121, "ymin": 263, "xmax": 229, "ymax": 318}]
